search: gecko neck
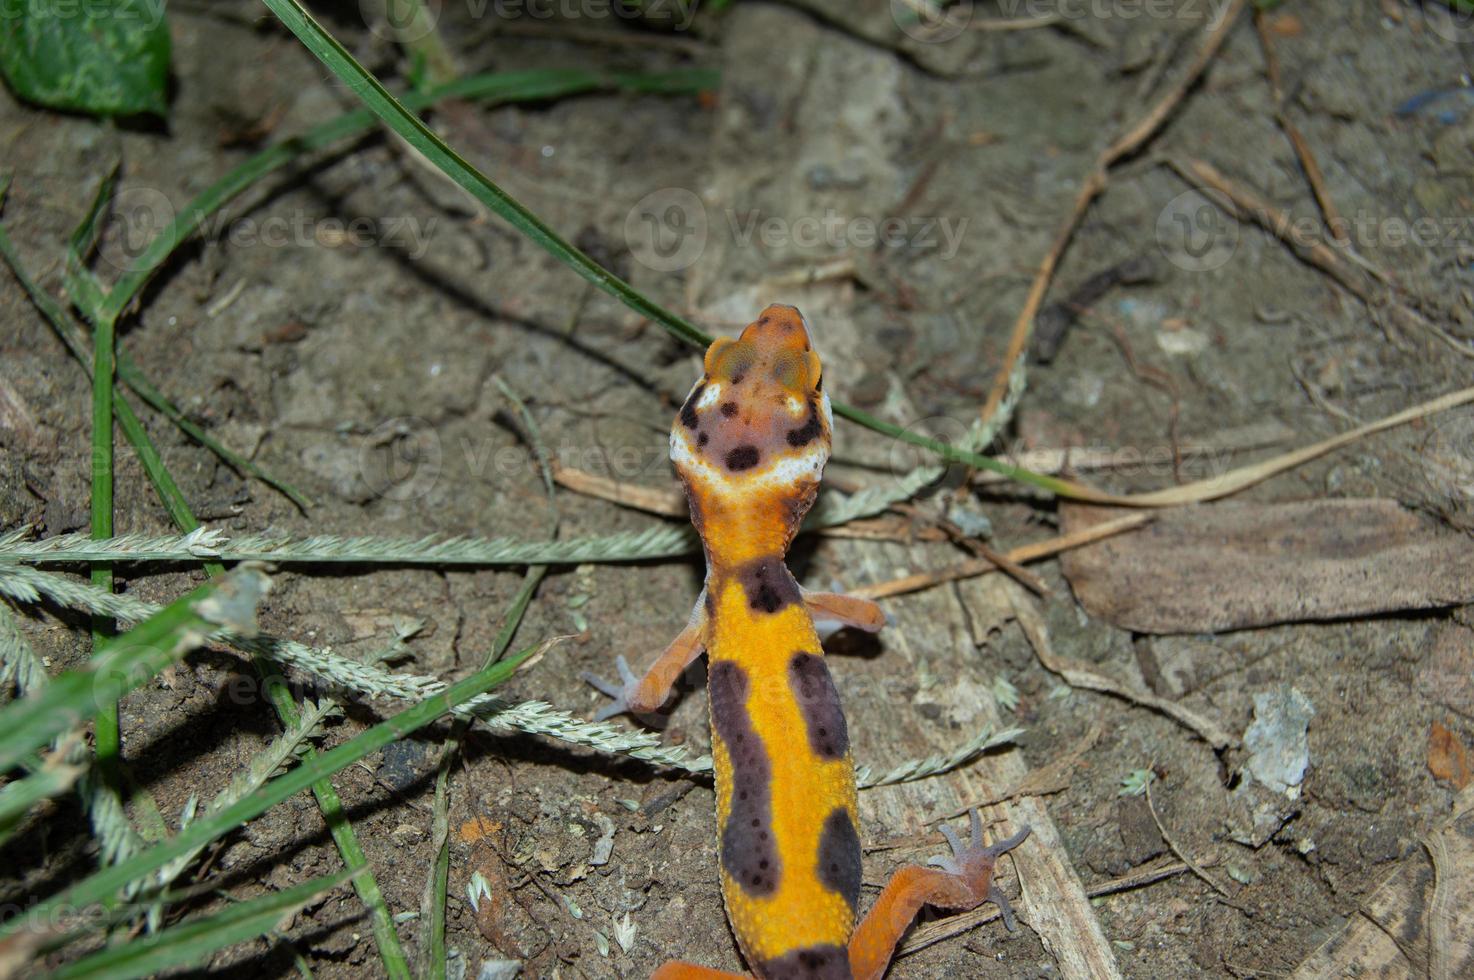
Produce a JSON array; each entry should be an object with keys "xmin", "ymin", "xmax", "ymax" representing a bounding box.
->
[{"xmin": 682, "ymin": 478, "xmax": 815, "ymax": 572}]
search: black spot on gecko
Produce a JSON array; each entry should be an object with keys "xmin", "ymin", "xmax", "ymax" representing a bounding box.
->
[
  {"xmin": 731, "ymin": 372, "xmax": 746, "ymax": 385},
  {"xmin": 697, "ymin": 431, "xmax": 709, "ymax": 447},
  {"xmin": 709, "ymin": 660, "xmax": 781, "ymax": 897},
  {"xmin": 788, "ymin": 652, "xmax": 848, "ymax": 759},
  {"xmin": 720, "ymin": 401, "xmax": 738, "ymax": 418},
  {"xmin": 737, "ymin": 558, "xmax": 801, "ymax": 615},
  {"xmin": 758, "ymin": 945, "xmax": 850, "ymax": 979},
  {"xmin": 817, "ymin": 807, "xmax": 861, "ymax": 912},
  {"xmin": 679, "ymin": 383, "xmax": 705, "ymax": 430},
  {"xmin": 786, "ymin": 406, "xmax": 823, "ymax": 447},
  {"xmin": 726, "ymin": 445, "xmax": 760, "ymax": 471}
]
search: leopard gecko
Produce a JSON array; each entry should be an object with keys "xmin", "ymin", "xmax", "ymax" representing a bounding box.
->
[{"xmin": 585, "ymin": 303, "xmax": 1029, "ymax": 979}]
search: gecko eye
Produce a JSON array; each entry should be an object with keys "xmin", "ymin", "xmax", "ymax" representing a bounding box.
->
[
  {"xmin": 706, "ymin": 338, "xmax": 756, "ymax": 383},
  {"xmin": 802, "ymin": 350, "xmax": 823, "ymax": 393}
]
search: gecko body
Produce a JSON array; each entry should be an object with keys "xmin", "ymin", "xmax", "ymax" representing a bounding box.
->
[{"xmin": 586, "ymin": 305, "xmax": 1028, "ymax": 979}]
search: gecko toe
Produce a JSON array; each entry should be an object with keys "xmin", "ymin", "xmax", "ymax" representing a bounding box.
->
[{"xmin": 582, "ymin": 655, "xmax": 642, "ymax": 720}]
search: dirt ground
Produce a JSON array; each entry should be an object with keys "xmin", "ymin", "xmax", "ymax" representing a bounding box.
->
[{"xmin": 2, "ymin": 0, "xmax": 1473, "ymax": 977}]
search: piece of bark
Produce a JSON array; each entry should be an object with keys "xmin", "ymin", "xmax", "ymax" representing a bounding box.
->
[
  {"xmin": 1289, "ymin": 787, "xmax": 1474, "ymax": 979},
  {"xmin": 1060, "ymin": 499, "xmax": 1474, "ymax": 634}
]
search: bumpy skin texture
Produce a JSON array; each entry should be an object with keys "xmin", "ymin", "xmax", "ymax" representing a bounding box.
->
[{"xmin": 602, "ymin": 305, "xmax": 1028, "ymax": 980}]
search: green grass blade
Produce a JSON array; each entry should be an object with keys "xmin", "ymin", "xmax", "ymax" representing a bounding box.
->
[
  {"xmin": 87, "ymin": 285, "xmax": 118, "ymax": 773},
  {"xmin": 257, "ymin": 669, "xmax": 414, "ymax": 980},
  {"xmin": 50, "ymin": 868, "xmax": 356, "ymax": 980},
  {"xmin": 421, "ymin": 753, "xmax": 453, "ymax": 980},
  {"xmin": 63, "ymin": 165, "xmax": 116, "ymax": 315},
  {"xmin": 830, "ymin": 400, "xmax": 1086, "ymax": 498},
  {"xmin": 0, "ymin": 222, "xmax": 232, "ymax": 535},
  {"xmin": 0, "ymin": 566, "xmax": 270, "ymax": 774},
  {"xmin": 419, "ymin": 565, "xmax": 545, "ymax": 978},
  {"xmin": 0, "ymin": 638, "xmax": 548, "ymax": 944}
]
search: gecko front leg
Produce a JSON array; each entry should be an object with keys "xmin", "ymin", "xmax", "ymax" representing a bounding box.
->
[
  {"xmin": 581, "ymin": 590, "xmax": 708, "ymax": 721},
  {"xmin": 803, "ymin": 588, "xmax": 886, "ymax": 636}
]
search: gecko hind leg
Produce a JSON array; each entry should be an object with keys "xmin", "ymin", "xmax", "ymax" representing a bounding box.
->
[
  {"xmin": 847, "ymin": 810, "xmax": 1029, "ymax": 980},
  {"xmin": 580, "ymin": 590, "xmax": 708, "ymax": 721}
]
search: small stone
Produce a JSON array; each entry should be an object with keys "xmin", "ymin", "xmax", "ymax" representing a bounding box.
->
[
  {"xmin": 1115, "ymin": 794, "xmax": 1165, "ymax": 867},
  {"xmin": 1243, "ymin": 686, "xmax": 1315, "ymax": 795},
  {"xmin": 377, "ymin": 739, "xmax": 429, "ymax": 792}
]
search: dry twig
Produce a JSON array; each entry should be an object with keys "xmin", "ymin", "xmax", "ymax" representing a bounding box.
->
[
  {"xmin": 1010, "ymin": 587, "xmax": 1238, "ymax": 750},
  {"xmin": 852, "ymin": 513, "xmax": 1152, "ymax": 601},
  {"xmin": 1145, "ymin": 777, "xmax": 1231, "ymax": 898},
  {"xmin": 978, "ymin": 0, "xmax": 1249, "ymax": 425}
]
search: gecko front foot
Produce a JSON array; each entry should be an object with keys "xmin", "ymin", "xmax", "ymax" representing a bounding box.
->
[
  {"xmin": 580, "ymin": 597, "xmax": 708, "ymax": 724},
  {"xmin": 579, "ymin": 655, "xmax": 650, "ymax": 722},
  {"xmin": 927, "ymin": 809, "xmax": 1030, "ymax": 930}
]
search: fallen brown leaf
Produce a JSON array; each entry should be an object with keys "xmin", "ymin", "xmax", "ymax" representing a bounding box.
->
[{"xmin": 1429, "ymin": 721, "xmax": 1472, "ymax": 790}]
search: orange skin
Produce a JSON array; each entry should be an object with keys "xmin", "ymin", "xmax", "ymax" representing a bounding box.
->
[{"xmin": 585, "ymin": 305, "xmax": 1029, "ymax": 979}]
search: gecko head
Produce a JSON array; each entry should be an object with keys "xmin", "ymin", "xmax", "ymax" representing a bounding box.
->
[{"xmin": 670, "ymin": 304, "xmax": 833, "ymax": 503}]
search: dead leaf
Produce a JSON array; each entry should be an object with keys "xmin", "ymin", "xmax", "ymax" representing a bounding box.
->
[
  {"xmin": 1429, "ymin": 722, "xmax": 1472, "ymax": 790},
  {"xmin": 1060, "ymin": 499, "xmax": 1474, "ymax": 633}
]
